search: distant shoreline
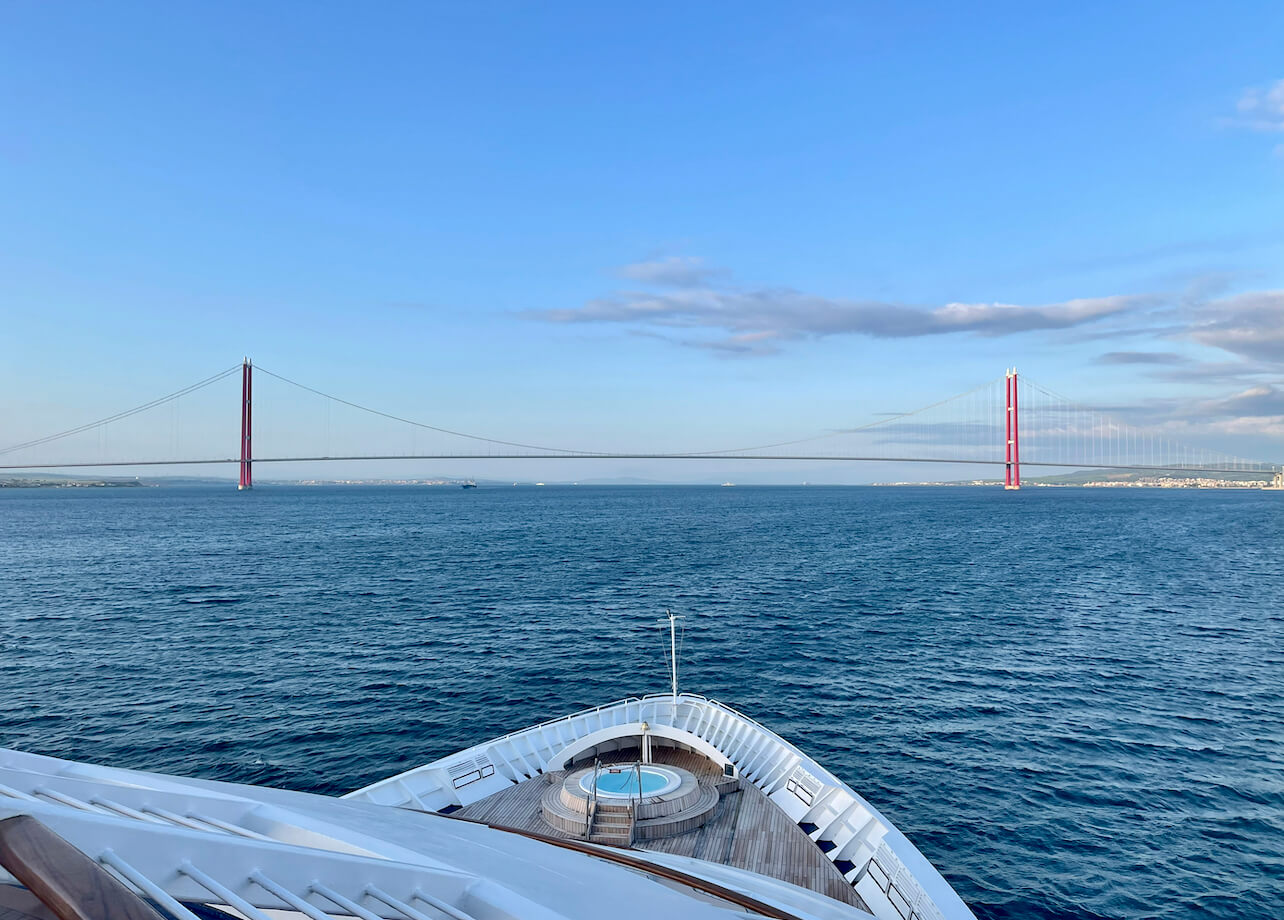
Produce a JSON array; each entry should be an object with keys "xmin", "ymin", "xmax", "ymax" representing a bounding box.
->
[
  {"xmin": 0, "ymin": 477, "xmax": 148, "ymax": 489},
  {"xmin": 2, "ymin": 470, "xmax": 1277, "ymax": 490}
]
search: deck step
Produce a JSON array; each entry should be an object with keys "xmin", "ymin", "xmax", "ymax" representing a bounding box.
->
[{"xmin": 594, "ymin": 813, "xmax": 632, "ymax": 824}]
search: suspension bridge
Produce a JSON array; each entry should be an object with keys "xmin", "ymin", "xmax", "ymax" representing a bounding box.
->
[{"xmin": 2, "ymin": 359, "xmax": 1279, "ymax": 489}]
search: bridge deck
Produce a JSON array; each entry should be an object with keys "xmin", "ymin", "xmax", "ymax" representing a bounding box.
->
[{"xmin": 452, "ymin": 747, "xmax": 869, "ymax": 913}]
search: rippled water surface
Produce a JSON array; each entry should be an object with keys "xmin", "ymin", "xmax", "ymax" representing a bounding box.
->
[{"xmin": 1, "ymin": 485, "xmax": 1281, "ymax": 919}]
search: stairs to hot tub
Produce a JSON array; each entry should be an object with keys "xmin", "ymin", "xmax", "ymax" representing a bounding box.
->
[
  {"xmin": 540, "ymin": 767, "xmax": 719, "ymax": 845},
  {"xmin": 587, "ymin": 801, "xmax": 635, "ymax": 845}
]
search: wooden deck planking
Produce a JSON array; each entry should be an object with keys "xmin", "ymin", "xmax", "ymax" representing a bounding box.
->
[
  {"xmin": 452, "ymin": 773, "xmax": 551, "ymax": 829},
  {"xmin": 453, "ymin": 747, "xmax": 868, "ymax": 912}
]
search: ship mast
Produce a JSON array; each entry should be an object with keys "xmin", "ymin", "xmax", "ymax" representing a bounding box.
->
[{"xmin": 661, "ymin": 609, "xmax": 683, "ymax": 714}]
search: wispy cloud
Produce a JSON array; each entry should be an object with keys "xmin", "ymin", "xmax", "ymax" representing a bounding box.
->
[
  {"xmin": 1040, "ymin": 385, "xmax": 1284, "ymax": 447},
  {"xmin": 1231, "ymin": 78, "xmax": 1284, "ymax": 158},
  {"xmin": 1087, "ymin": 280, "xmax": 1284, "ymax": 382},
  {"xmin": 1095, "ymin": 351, "xmax": 1191, "ymax": 365},
  {"xmin": 1173, "ymin": 385, "xmax": 1284, "ymax": 439},
  {"xmin": 616, "ymin": 257, "xmax": 721, "ymax": 288},
  {"xmin": 1147, "ymin": 360, "xmax": 1280, "ymax": 385},
  {"xmin": 629, "ymin": 328, "xmax": 782, "ymax": 356},
  {"xmin": 532, "ymin": 258, "xmax": 1284, "ymax": 381},
  {"xmin": 530, "ymin": 265, "xmax": 1147, "ymax": 355},
  {"xmin": 1192, "ymin": 384, "xmax": 1284, "ymax": 419},
  {"xmin": 1186, "ymin": 290, "xmax": 1284, "ymax": 362},
  {"xmin": 1235, "ymin": 78, "xmax": 1284, "ymax": 132}
]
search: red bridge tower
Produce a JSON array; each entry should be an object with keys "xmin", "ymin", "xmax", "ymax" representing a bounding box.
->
[
  {"xmin": 1005, "ymin": 368, "xmax": 1020, "ymax": 490},
  {"xmin": 238, "ymin": 358, "xmax": 252, "ymax": 490}
]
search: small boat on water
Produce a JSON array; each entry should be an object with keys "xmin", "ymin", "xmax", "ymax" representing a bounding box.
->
[
  {"xmin": 461, "ymin": 481, "xmax": 477, "ymax": 489},
  {"xmin": 0, "ymin": 615, "xmax": 976, "ymax": 920}
]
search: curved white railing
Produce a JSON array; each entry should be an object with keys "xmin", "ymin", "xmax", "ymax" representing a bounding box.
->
[{"xmin": 344, "ymin": 693, "xmax": 975, "ymax": 920}]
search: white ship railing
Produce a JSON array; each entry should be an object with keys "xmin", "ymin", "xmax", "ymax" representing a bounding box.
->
[
  {"xmin": 0, "ymin": 697, "xmax": 972, "ymax": 920},
  {"xmin": 0, "ymin": 745, "xmax": 874, "ymax": 920},
  {"xmin": 345, "ymin": 693, "xmax": 974, "ymax": 920}
]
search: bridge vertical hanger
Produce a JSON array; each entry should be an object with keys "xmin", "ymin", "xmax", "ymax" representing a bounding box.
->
[
  {"xmin": 1005, "ymin": 368, "xmax": 1020, "ymax": 490},
  {"xmin": 238, "ymin": 358, "xmax": 253, "ymax": 491}
]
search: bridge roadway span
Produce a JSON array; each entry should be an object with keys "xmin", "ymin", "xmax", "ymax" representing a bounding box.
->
[{"xmin": 0, "ymin": 454, "xmax": 1269, "ymax": 475}]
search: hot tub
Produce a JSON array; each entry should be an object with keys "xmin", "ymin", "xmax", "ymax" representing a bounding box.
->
[{"xmin": 579, "ymin": 764, "xmax": 681, "ymax": 798}]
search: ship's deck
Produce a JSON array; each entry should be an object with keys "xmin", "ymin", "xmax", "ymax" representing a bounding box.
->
[{"xmin": 453, "ymin": 746, "xmax": 870, "ymax": 913}]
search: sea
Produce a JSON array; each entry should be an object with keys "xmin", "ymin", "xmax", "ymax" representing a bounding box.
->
[{"xmin": 1, "ymin": 484, "xmax": 1280, "ymax": 920}]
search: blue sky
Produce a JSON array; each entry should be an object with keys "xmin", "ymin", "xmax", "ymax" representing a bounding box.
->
[{"xmin": 2, "ymin": 2, "xmax": 1282, "ymax": 481}]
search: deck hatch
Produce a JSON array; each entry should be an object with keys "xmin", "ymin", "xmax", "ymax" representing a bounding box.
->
[
  {"xmin": 888, "ymin": 882, "xmax": 912, "ymax": 919},
  {"xmin": 785, "ymin": 765, "xmax": 822, "ymax": 806},
  {"xmin": 448, "ymin": 757, "xmax": 495, "ymax": 789}
]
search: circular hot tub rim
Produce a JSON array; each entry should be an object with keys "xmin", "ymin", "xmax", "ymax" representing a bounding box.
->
[{"xmin": 577, "ymin": 764, "xmax": 682, "ymax": 799}]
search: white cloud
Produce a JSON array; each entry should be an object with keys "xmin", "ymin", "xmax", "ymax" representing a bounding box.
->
[
  {"xmin": 1235, "ymin": 78, "xmax": 1284, "ymax": 132},
  {"xmin": 530, "ymin": 275, "xmax": 1145, "ymax": 353},
  {"xmin": 1192, "ymin": 383, "xmax": 1284, "ymax": 419},
  {"xmin": 1200, "ymin": 415, "xmax": 1284, "ymax": 438},
  {"xmin": 533, "ymin": 258, "xmax": 1284, "ymax": 386}
]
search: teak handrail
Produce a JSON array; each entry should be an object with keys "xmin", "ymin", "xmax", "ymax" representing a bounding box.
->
[{"xmin": 0, "ymin": 814, "xmax": 168, "ymax": 920}]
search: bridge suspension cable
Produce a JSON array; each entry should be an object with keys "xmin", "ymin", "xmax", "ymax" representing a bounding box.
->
[
  {"xmin": 0, "ymin": 360, "xmax": 1277, "ymax": 479},
  {"xmin": 0, "ymin": 365, "xmax": 241, "ymax": 459},
  {"xmin": 1018, "ymin": 374, "xmax": 1271, "ymax": 475},
  {"xmin": 678, "ymin": 376, "xmax": 1008, "ymax": 456},
  {"xmin": 254, "ymin": 365, "xmax": 611, "ymax": 457}
]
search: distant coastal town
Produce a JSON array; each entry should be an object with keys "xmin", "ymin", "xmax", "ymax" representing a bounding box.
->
[
  {"xmin": 876, "ymin": 472, "xmax": 1280, "ymax": 489},
  {"xmin": 0, "ymin": 477, "xmax": 147, "ymax": 489},
  {"xmin": 0, "ymin": 476, "xmax": 483, "ymax": 489}
]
